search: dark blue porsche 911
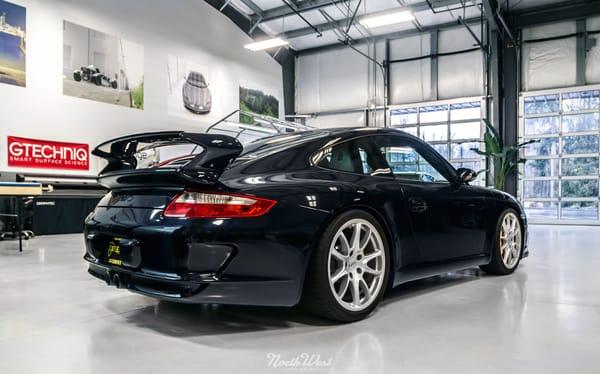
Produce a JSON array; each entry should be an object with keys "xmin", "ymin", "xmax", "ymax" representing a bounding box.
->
[{"xmin": 84, "ymin": 128, "xmax": 528, "ymax": 322}]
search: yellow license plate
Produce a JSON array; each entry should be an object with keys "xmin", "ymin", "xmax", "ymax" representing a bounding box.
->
[{"xmin": 107, "ymin": 237, "xmax": 124, "ymax": 266}]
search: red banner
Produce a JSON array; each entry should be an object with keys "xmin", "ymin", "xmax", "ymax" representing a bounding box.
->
[{"xmin": 7, "ymin": 136, "xmax": 90, "ymax": 170}]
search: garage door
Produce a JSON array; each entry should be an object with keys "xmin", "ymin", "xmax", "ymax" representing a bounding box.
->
[{"xmin": 519, "ymin": 88, "xmax": 600, "ymax": 224}]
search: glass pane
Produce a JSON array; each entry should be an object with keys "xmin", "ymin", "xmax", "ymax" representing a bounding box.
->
[
  {"xmin": 524, "ymin": 94, "xmax": 560, "ymax": 115},
  {"xmin": 420, "ymin": 125, "xmax": 447, "ymax": 142},
  {"xmin": 451, "ymin": 122, "xmax": 480, "ymax": 140},
  {"xmin": 450, "ymin": 102, "xmax": 481, "ymax": 121},
  {"xmin": 430, "ymin": 144, "xmax": 449, "ymax": 159},
  {"xmin": 561, "ymin": 201, "xmax": 599, "ymax": 220},
  {"xmin": 384, "ymin": 146, "xmax": 418, "ymax": 175},
  {"xmin": 524, "ymin": 201, "xmax": 558, "ymax": 219},
  {"xmin": 399, "ymin": 127, "xmax": 418, "ymax": 136},
  {"xmin": 524, "ymin": 117, "xmax": 559, "ymax": 136},
  {"xmin": 524, "ymin": 138, "xmax": 559, "ymax": 156},
  {"xmin": 390, "ymin": 108, "xmax": 417, "ymax": 125},
  {"xmin": 524, "ymin": 159, "xmax": 560, "ymax": 177},
  {"xmin": 562, "ymin": 113, "xmax": 599, "ymax": 133},
  {"xmin": 420, "ymin": 105, "xmax": 448, "ymax": 123},
  {"xmin": 451, "ymin": 142, "xmax": 481, "ymax": 160},
  {"xmin": 562, "ymin": 135, "xmax": 599, "ymax": 155},
  {"xmin": 562, "ymin": 157, "xmax": 599, "ymax": 176},
  {"xmin": 418, "ymin": 162, "xmax": 448, "ymax": 183},
  {"xmin": 562, "ymin": 179, "xmax": 599, "ymax": 198},
  {"xmin": 524, "ymin": 180, "xmax": 559, "ymax": 198},
  {"xmin": 562, "ymin": 90, "xmax": 600, "ymax": 112}
]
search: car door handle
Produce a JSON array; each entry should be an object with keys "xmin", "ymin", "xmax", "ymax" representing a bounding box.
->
[{"xmin": 409, "ymin": 198, "xmax": 428, "ymax": 213}]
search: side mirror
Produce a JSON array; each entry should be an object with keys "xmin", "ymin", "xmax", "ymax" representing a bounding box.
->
[{"xmin": 456, "ymin": 168, "xmax": 477, "ymax": 184}]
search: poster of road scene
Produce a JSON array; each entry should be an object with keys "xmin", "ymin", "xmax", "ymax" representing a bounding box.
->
[
  {"xmin": 0, "ymin": 0, "xmax": 26, "ymax": 87},
  {"xmin": 62, "ymin": 21, "xmax": 144, "ymax": 109},
  {"xmin": 167, "ymin": 54, "xmax": 224, "ymax": 122},
  {"xmin": 239, "ymin": 85, "xmax": 279, "ymax": 124}
]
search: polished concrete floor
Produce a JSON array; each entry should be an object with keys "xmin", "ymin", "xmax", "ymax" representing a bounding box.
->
[{"xmin": 1, "ymin": 225, "xmax": 599, "ymax": 373}]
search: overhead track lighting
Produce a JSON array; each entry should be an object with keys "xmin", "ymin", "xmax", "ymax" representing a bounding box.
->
[
  {"xmin": 359, "ymin": 10, "xmax": 415, "ymax": 29},
  {"xmin": 244, "ymin": 37, "xmax": 289, "ymax": 51}
]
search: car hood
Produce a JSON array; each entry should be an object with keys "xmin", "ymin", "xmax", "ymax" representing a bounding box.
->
[{"xmin": 183, "ymin": 83, "xmax": 211, "ymax": 106}]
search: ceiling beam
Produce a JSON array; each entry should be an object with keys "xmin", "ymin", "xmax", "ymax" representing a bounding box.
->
[
  {"xmin": 278, "ymin": 0, "xmax": 474, "ymax": 40},
  {"xmin": 237, "ymin": 0, "xmax": 264, "ymax": 17},
  {"xmin": 509, "ymin": 0, "xmax": 600, "ymax": 28},
  {"xmin": 296, "ymin": 17, "xmax": 481, "ymax": 55},
  {"xmin": 264, "ymin": 0, "xmax": 473, "ymax": 24},
  {"xmin": 261, "ymin": 0, "xmax": 347, "ymax": 23},
  {"xmin": 481, "ymin": 0, "xmax": 498, "ymax": 31}
]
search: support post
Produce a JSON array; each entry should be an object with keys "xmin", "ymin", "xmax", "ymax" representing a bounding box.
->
[
  {"xmin": 502, "ymin": 38, "xmax": 519, "ymax": 196},
  {"xmin": 576, "ymin": 18, "xmax": 587, "ymax": 86},
  {"xmin": 430, "ymin": 30, "xmax": 439, "ymax": 101},
  {"xmin": 385, "ymin": 38, "xmax": 391, "ymax": 127}
]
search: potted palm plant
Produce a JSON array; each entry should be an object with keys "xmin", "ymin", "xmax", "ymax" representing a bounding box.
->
[{"xmin": 471, "ymin": 119, "xmax": 538, "ymax": 192}]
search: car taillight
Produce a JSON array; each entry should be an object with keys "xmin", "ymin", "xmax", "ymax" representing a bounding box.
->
[{"xmin": 164, "ymin": 192, "xmax": 277, "ymax": 218}]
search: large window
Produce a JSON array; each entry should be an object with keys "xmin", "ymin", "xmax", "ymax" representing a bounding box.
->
[
  {"xmin": 388, "ymin": 98, "xmax": 486, "ymax": 185},
  {"xmin": 519, "ymin": 88, "xmax": 600, "ymax": 224}
]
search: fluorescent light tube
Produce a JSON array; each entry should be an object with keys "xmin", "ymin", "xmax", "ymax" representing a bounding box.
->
[
  {"xmin": 359, "ymin": 10, "xmax": 415, "ymax": 29},
  {"xmin": 244, "ymin": 38, "xmax": 289, "ymax": 51}
]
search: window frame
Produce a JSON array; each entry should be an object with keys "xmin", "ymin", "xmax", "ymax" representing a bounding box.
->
[
  {"xmin": 312, "ymin": 135, "xmax": 395, "ymax": 178},
  {"xmin": 371, "ymin": 134, "xmax": 459, "ymax": 185},
  {"xmin": 312, "ymin": 133, "xmax": 460, "ymax": 185},
  {"xmin": 387, "ymin": 96, "xmax": 486, "ymax": 186}
]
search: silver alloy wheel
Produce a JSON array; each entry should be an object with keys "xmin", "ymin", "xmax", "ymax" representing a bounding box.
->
[
  {"xmin": 327, "ymin": 218, "xmax": 386, "ymax": 312},
  {"xmin": 499, "ymin": 212, "xmax": 522, "ymax": 269}
]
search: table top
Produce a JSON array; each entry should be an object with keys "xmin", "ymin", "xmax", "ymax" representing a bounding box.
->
[{"xmin": 0, "ymin": 182, "xmax": 43, "ymax": 196}]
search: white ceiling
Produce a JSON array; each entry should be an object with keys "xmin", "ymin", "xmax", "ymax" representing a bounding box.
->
[{"xmin": 227, "ymin": 0, "xmax": 571, "ymax": 51}]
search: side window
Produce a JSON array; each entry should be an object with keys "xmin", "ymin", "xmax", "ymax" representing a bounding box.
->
[
  {"xmin": 316, "ymin": 138, "xmax": 387, "ymax": 175},
  {"xmin": 376, "ymin": 137, "xmax": 450, "ymax": 184}
]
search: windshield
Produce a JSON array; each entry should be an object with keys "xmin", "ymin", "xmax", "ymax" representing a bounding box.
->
[{"xmin": 187, "ymin": 72, "xmax": 207, "ymax": 88}]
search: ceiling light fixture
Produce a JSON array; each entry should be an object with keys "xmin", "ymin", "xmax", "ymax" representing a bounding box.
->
[
  {"xmin": 244, "ymin": 38, "xmax": 289, "ymax": 51},
  {"xmin": 359, "ymin": 10, "xmax": 415, "ymax": 29}
]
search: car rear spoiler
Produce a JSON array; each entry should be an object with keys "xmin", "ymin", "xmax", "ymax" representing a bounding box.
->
[{"xmin": 92, "ymin": 131, "xmax": 243, "ymax": 189}]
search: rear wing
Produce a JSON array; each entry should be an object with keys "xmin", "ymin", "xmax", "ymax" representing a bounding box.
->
[{"xmin": 92, "ymin": 131, "xmax": 243, "ymax": 188}]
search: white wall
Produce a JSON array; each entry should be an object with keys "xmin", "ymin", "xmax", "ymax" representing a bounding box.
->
[
  {"xmin": 295, "ymin": 25, "xmax": 484, "ymax": 128},
  {"xmin": 0, "ymin": 0, "xmax": 283, "ymax": 175}
]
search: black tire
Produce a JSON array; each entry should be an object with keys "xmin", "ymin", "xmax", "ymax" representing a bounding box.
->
[
  {"xmin": 480, "ymin": 208, "xmax": 523, "ymax": 275},
  {"xmin": 111, "ymin": 80, "xmax": 118, "ymax": 89},
  {"xmin": 73, "ymin": 71, "xmax": 81, "ymax": 82},
  {"xmin": 302, "ymin": 210, "xmax": 390, "ymax": 322}
]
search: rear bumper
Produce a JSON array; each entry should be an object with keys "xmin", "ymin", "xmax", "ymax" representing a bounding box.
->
[
  {"xmin": 86, "ymin": 259, "xmax": 301, "ymax": 306},
  {"xmin": 83, "ymin": 201, "xmax": 331, "ymax": 307}
]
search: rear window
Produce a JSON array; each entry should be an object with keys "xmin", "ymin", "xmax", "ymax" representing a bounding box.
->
[{"xmin": 236, "ymin": 131, "xmax": 331, "ymax": 161}]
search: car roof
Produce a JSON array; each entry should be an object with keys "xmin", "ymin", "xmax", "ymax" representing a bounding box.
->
[
  {"xmin": 240, "ymin": 127, "xmax": 418, "ymax": 153},
  {"xmin": 234, "ymin": 127, "xmax": 425, "ymax": 163}
]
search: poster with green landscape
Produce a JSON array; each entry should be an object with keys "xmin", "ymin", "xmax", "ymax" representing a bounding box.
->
[{"xmin": 239, "ymin": 86, "xmax": 279, "ymax": 124}]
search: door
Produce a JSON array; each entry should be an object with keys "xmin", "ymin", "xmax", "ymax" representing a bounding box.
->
[{"xmin": 373, "ymin": 135, "xmax": 489, "ymax": 264}]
